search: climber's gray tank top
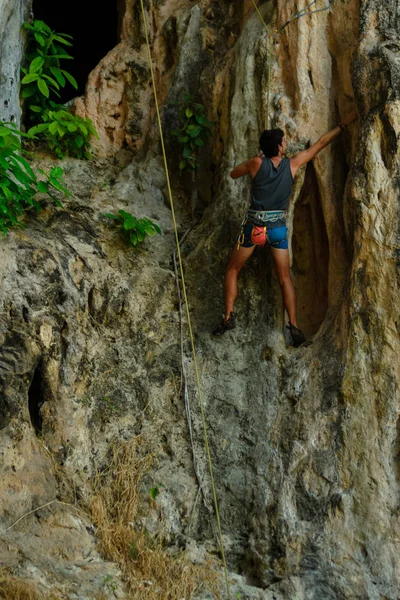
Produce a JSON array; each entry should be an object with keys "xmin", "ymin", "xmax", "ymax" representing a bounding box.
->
[{"xmin": 250, "ymin": 157, "xmax": 294, "ymax": 228}]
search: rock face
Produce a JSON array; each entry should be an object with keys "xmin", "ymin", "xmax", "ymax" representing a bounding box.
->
[
  {"xmin": 0, "ymin": 0, "xmax": 400, "ymax": 599},
  {"xmin": 0, "ymin": 0, "xmax": 31, "ymax": 125}
]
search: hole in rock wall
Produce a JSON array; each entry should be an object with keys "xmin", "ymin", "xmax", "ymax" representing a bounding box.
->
[
  {"xmin": 291, "ymin": 163, "xmax": 329, "ymax": 337},
  {"xmin": 28, "ymin": 359, "xmax": 46, "ymax": 433},
  {"xmin": 33, "ymin": 0, "xmax": 121, "ymax": 102}
]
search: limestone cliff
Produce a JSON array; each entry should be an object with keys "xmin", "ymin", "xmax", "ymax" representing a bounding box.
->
[
  {"xmin": 0, "ymin": 0, "xmax": 31, "ymax": 125},
  {"xmin": 0, "ymin": 0, "xmax": 399, "ymax": 599}
]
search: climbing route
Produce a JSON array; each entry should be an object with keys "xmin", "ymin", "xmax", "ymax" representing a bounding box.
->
[
  {"xmin": 138, "ymin": 0, "xmax": 232, "ymax": 598},
  {"xmin": 136, "ymin": 3, "xmax": 333, "ymax": 598},
  {"xmin": 251, "ymin": 0, "xmax": 331, "ymax": 127}
]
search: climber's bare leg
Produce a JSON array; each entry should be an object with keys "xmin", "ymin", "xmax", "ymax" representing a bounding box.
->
[
  {"xmin": 224, "ymin": 244, "xmax": 255, "ymax": 319},
  {"xmin": 271, "ymin": 247, "xmax": 298, "ymax": 327}
]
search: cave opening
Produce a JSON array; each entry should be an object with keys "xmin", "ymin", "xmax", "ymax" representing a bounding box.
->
[
  {"xmin": 291, "ymin": 163, "xmax": 329, "ymax": 338},
  {"xmin": 32, "ymin": 0, "xmax": 122, "ymax": 103},
  {"xmin": 28, "ymin": 359, "xmax": 46, "ymax": 433}
]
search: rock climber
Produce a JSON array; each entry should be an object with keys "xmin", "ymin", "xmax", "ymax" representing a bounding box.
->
[{"xmin": 213, "ymin": 112, "xmax": 356, "ymax": 346}]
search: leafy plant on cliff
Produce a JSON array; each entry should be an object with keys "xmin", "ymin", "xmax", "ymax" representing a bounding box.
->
[
  {"xmin": 171, "ymin": 94, "xmax": 213, "ymax": 170},
  {"xmin": 0, "ymin": 122, "xmax": 70, "ymax": 234},
  {"xmin": 28, "ymin": 108, "xmax": 99, "ymax": 159},
  {"xmin": 21, "ymin": 20, "xmax": 98, "ymax": 159},
  {"xmin": 21, "ymin": 20, "xmax": 78, "ymax": 121},
  {"xmin": 105, "ymin": 210, "xmax": 161, "ymax": 248}
]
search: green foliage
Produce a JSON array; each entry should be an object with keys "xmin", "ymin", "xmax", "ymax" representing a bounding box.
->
[
  {"xmin": 128, "ymin": 539, "xmax": 139, "ymax": 560},
  {"xmin": 78, "ymin": 396, "xmax": 91, "ymax": 407},
  {"xmin": 0, "ymin": 122, "xmax": 70, "ymax": 234},
  {"xmin": 171, "ymin": 93, "xmax": 213, "ymax": 170},
  {"xmin": 103, "ymin": 396, "xmax": 120, "ymax": 415},
  {"xmin": 21, "ymin": 20, "xmax": 98, "ymax": 159},
  {"xmin": 149, "ymin": 486, "xmax": 160, "ymax": 501},
  {"xmin": 102, "ymin": 575, "xmax": 118, "ymax": 592},
  {"xmin": 105, "ymin": 210, "xmax": 161, "ymax": 248},
  {"xmin": 21, "ymin": 20, "xmax": 78, "ymax": 121},
  {"xmin": 28, "ymin": 108, "xmax": 99, "ymax": 159}
]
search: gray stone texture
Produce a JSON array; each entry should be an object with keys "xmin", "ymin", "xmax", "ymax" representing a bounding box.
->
[
  {"xmin": 0, "ymin": 0, "xmax": 400, "ymax": 598},
  {"xmin": 0, "ymin": 0, "xmax": 31, "ymax": 125}
]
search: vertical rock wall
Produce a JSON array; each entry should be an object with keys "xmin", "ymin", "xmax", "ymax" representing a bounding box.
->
[
  {"xmin": 177, "ymin": 0, "xmax": 400, "ymax": 598},
  {"xmin": 0, "ymin": 0, "xmax": 31, "ymax": 125},
  {"xmin": 0, "ymin": 0, "xmax": 400, "ymax": 599}
]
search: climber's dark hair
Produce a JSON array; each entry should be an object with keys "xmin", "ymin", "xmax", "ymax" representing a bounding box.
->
[{"xmin": 259, "ymin": 128, "xmax": 285, "ymax": 158}]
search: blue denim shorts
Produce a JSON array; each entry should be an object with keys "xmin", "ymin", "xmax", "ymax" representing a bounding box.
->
[{"xmin": 238, "ymin": 222, "xmax": 288, "ymax": 250}]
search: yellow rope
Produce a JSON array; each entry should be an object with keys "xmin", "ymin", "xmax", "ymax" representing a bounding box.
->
[
  {"xmin": 138, "ymin": 1, "xmax": 231, "ymax": 598},
  {"xmin": 250, "ymin": 0, "xmax": 269, "ymax": 30}
]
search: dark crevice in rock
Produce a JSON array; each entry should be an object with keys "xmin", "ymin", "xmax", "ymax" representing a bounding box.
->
[
  {"xmin": 22, "ymin": 306, "xmax": 30, "ymax": 323},
  {"xmin": 292, "ymin": 162, "xmax": 329, "ymax": 337},
  {"xmin": 60, "ymin": 322, "xmax": 69, "ymax": 362},
  {"xmin": 162, "ymin": 16, "xmax": 178, "ymax": 71},
  {"xmin": 117, "ymin": 0, "xmax": 126, "ymax": 39},
  {"xmin": 28, "ymin": 359, "xmax": 46, "ymax": 433},
  {"xmin": 32, "ymin": 0, "xmax": 119, "ymax": 101},
  {"xmin": 0, "ymin": 387, "xmax": 12, "ymax": 431}
]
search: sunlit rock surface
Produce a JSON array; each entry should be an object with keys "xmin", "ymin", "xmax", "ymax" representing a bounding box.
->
[{"xmin": 0, "ymin": 0, "xmax": 399, "ymax": 598}]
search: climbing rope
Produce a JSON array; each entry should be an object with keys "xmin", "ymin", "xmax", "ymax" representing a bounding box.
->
[
  {"xmin": 138, "ymin": 1, "xmax": 232, "ymax": 598},
  {"xmin": 251, "ymin": 0, "xmax": 331, "ymax": 39},
  {"xmin": 275, "ymin": 0, "xmax": 331, "ymax": 34},
  {"xmin": 251, "ymin": 0, "xmax": 331, "ymax": 127},
  {"xmin": 137, "ymin": 3, "xmax": 332, "ymax": 597}
]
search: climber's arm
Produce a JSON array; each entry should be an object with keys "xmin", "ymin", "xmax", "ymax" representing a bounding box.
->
[
  {"xmin": 230, "ymin": 156, "xmax": 262, "ymax": 179},
  {"xmin": 290, "ymin": 111, "xmax": 357, "ymax": 178},
  {"xmin": 290, "ymin": 128, "xmax": 341, "ymax": 177}
]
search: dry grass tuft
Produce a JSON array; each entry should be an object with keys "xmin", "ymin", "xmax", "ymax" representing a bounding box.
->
[
  {"xmin": 0, "ymin": 571, "xmax": 61, "ymax": 600},
  {"xmin": 87, "ymin": 438, "xmax": 220, "ymax": 599}
]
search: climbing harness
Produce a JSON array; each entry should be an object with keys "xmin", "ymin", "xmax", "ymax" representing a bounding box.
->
[
  {"xmin": 246, "ymin": 209, "xmax": 286, "ymax": 225},
  {"xmin": 237, "ymin": 209, "xmax": 287, "ymax": 249},
  {"xmin": 247, "ymin": 209, "xmax": 287, "ymax": 247},
  {"xmin": 138, "ymin": 1, "xmax": 232, "ymax": 598}
]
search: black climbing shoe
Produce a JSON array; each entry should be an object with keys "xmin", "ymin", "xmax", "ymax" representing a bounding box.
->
[
  {"xmin": 212, "ymin": 312, "xmax": 236, "ymax": 335},
  {"xmin": 287, "ymin": 322, "xmax": 306, "ymax": 347}
]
